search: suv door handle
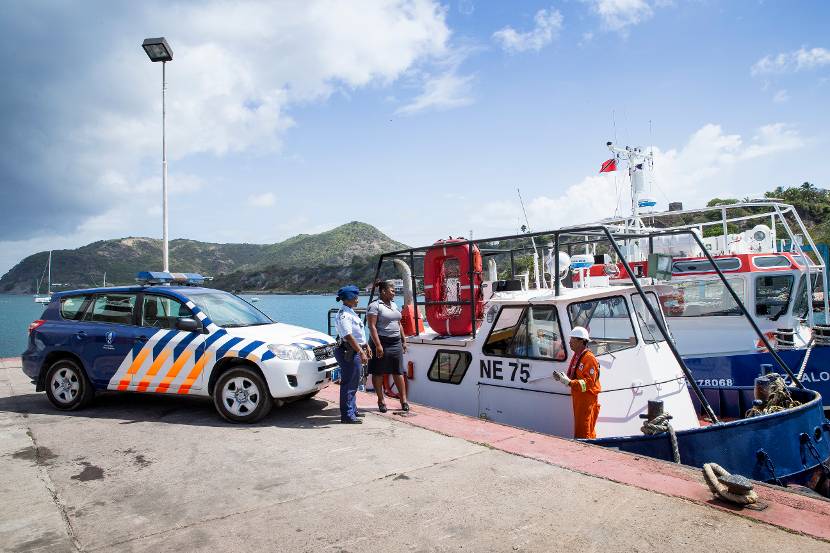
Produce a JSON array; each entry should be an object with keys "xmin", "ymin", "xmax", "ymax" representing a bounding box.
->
[
  {"xmin": 74, "ymin": 331, "xmax": 86, "ymax": 341},
  {"xmin": 135, "ymin": 335, "xmax": 149, "ymax": 343}
]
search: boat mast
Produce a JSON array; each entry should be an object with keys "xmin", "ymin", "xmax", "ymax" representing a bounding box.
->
[
  {"xmin": 606, "ymin": 142, "xmax": 654, "ymax": 259},
  {"xmin": 47, "ymin": 250, "xmax": 52, "ymax": 295}
]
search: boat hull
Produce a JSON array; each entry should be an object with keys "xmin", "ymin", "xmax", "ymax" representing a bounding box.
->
[
  {"xmin": 590, "ymin": 387, "xmax": 830, "ymax": 491},
  {"xmin": 683, "ymin": 348, "xmax": 830, "ymax": 408}
]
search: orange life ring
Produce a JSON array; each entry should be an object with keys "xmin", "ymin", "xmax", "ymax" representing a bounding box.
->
[
  {"xmin": 756, "ymin": 331, "xmax": 777, "ymax": 351},
  {"xmin": 424, "ymin": 238, "xmax": 484, "ymax": 336}
]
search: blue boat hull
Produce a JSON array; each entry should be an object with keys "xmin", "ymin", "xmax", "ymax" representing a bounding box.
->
[
  {"xmin": 590, "ymin": 387, "xmax": 830, "ymax": 492},
  {"xmin": 683, "ymin": 347, "xmax": 830, "ymax": 408}
]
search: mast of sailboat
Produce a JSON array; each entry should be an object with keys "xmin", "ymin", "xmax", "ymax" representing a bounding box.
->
[
  {"xmin": 517, "ymin": 188, "xmax": 542, "ymax": 289},
  {"xmin": 47, "ymin": 250, "xmax": 52, "ymax": 295}
]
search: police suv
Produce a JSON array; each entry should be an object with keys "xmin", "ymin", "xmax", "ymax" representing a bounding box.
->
[{"xmin": 22, "ymin": 272, "xmax": 337, "ymax": 423}]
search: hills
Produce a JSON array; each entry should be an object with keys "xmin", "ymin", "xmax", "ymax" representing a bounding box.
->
[{"xmin": 0, "ymin": 222, "xmax": 408, "ymax": 294}]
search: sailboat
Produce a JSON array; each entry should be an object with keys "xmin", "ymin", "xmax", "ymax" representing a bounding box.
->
[{"xmin": 33, "ymin": 251, "xmax": 52, "ymax": 304}]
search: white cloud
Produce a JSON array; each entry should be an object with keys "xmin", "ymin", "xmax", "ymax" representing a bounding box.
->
[
  {"xmin": 396, "ymin": 71, "xmax": 474, "ymax": 115},
  {"xmin": 773, "ymin": 89, "xmax": 790, "ymax": 103},
  {"xmin": 0, "ymin": 0, "xmax": 452, "ymax": 243},
  {"xmin": 587, "ymin": 0, "xmax": 654, "ymax": 33},
  {"xmin": 492, "ymin": 7, "xmax": 563, "ymax": 53},
  {"xmin": 752, "ymin": 47, "xmax": 830, "ymax": 76},
  {"xmin": 247, "ymin": 192, "xmax": 277, "ymax": 207},
  {"xmin": 473, "ymin": 123, "xmax": 806, "ymax": 233}
]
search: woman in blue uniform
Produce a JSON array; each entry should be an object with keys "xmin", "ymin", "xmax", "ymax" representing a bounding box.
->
[{"xmin": 333, "ymin": 285, "xmax": 370, "ymax": 424}]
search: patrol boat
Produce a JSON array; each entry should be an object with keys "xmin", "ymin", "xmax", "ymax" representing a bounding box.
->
[
  {"xmin": 364, "ymin": 226, "xmax": 830, "ymax": 495},
  {"xmin": 575, "ymin": 142, "xmax": 830, "ymax": 408}
]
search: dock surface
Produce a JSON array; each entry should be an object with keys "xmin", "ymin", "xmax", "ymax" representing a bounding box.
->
[{"xmin": 1, "ymin": 357, "xmax": 829, "ymax": 552}]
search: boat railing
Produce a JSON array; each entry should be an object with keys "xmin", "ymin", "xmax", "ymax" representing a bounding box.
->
[
  {"xmin": 596, "ymin": 200, "xmax": 829, "ymax": 326},
  {"xmin": 371, "ymin": 223, "xmax": 817, "ymax": 425}
]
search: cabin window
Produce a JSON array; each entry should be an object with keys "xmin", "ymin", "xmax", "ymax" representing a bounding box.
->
[
  {"xmin": 83, "ymin": 293, "xmax": 137, "ymax": 325},
  {"xmin": 755, "ymin": 274, "xmax": 794, "ymax": 318},
  {"xmin": 141, "ymin": 295, "xmax": 196, "ymax": 330},
  {"xmin": 567, "ymin": 296, "xmax": 637, "ymax": 355},
  {"xmin": 660, "ymin": 278, "xmax": 746, "ymax": 317},
  {"xmin": 672, "ymin": 257, "xmax": 741, "ymax": 274},
  {"xmin": 793, "ymin": 274, "xmax": 825, "ymax": 319},
  {"xmin": 752, "ymin": 255, "xmax": 791, "ymax": 269},
  {"xmin": 631, "ymin": 293, "xmax": 667, "ymax": 343},
  {"xmin": 427, "ymin": 350, "xmax": 472, "ymax": 384},
  {"xmin": 482, "ymin": 305, "xmax": 567, "ymax": 361},
  {"xmin": 59, "ymin": 295, "xmax": 91, "ymax": 321}
]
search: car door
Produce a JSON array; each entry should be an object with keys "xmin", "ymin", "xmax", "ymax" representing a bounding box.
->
[
  {"xmin": 136, "ymin": 293, "xmax": 206, "ymax": 392},
  {"xmin": 80, "ymin": 292, "xmax": 143, "ymax": 388}
]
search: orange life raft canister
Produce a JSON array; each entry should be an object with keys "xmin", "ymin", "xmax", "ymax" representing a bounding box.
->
[{"xmin": 423, "ymin": 238, "xmax": 484, "ymax": 336}]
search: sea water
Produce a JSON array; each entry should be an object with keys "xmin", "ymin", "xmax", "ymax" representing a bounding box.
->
[{"xmin": 0, "ymin": 293, "xmax": 375, "ymax": 358}]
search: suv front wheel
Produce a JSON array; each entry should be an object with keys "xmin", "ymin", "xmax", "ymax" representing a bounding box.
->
[
  {"xmin": 44, "ymin": 359, "xmax": 95, "ymax": 410},
  {"xmin": 213, "ymin": 367, "xmax": 273, "ymax": 423}
]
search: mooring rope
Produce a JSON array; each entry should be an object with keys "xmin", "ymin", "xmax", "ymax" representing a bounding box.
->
[
  {"xmin": 745, "ymin": 373, "xmax": 801, "ymax": 417},
  {"xmin": 702, "ymin": 463, "xmax": 759, "ymax": 505},
  {"xmin": 796, "ymin": 337, "xmax": 814, "ymax": 381},
  {"xmin": 641, "ymin": 413, "xmax": 680, "ymax": 464}
]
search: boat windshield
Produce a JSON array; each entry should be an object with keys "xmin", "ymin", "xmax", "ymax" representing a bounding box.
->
[
  {"xmin": 793, "ymin": 273, "xmax": 825, "ymax": 319},
  {"xmin": 567, "ymin": 296, "xmax": 637, "ymax": 355},
  {"xmin": 630, "ymin": 292, "xmax": 666, "ymax": 343},
  {"xmin": 660, "ymin": 277, "xmax": 745, "ymax": 317},
  {"xmin": 755, "ymin": 274, "xmax": 794, "ymax": 319},
  {"xmin": 186, "ymin": 290, "xmax": 273, "ymax": 328}
]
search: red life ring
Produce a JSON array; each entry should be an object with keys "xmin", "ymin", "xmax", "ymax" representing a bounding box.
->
[
  {"xmin": 424, "ymin": 238, "xmax": 484, "ymax": 336},
  {"xmin": 756, "ymin": 331, "xmax": 777, "ymax": 351}
]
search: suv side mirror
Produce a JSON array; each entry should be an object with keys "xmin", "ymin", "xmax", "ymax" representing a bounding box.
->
[{"xmin": 176, "ymin": 317, "xmax": 201, "ymax": 333}]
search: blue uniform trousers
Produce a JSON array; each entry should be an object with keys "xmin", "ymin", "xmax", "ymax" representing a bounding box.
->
[{"xmin": 334, "ymin": 346, "xmax": 361, "ymax": 421}]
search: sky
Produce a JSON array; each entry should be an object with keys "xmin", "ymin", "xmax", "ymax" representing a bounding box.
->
[{"xmin": 1, "ymin": 0, "xmax": 829, "ymax": 277}]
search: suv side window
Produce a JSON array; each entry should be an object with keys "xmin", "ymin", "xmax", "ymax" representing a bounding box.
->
[
  {"xmin": 60, "ymin": 295, "xmax": 91, "ymax": 321},
  {"xmin": 84, "ymin": 294, "xmax": 137, "ymax": 325},
  {"xmin": 141, "ymin": 295, "xmax": 196, "ymax": 329}
]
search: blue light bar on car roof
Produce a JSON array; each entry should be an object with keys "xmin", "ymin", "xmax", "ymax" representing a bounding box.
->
[{"xmin": 136, "ymin": 271, "xmax": 206, "ymax": 285}]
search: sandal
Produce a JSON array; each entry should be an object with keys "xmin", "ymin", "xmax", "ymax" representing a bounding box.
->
[
  {"xmin": 401, "ymin": 402, "xmax": 410, "ymax": 412},
  {"xmin": 378, "ymin": 401, "xmax": 388, "ymax": 413}
]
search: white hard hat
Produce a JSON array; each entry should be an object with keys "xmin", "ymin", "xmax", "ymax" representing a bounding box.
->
[{"xmin": 570, "ymin": 326, "xmax": 590, "ymax": 341}]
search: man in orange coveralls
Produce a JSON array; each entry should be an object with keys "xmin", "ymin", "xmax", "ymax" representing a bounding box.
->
[{"xmin": 552, "ymin": 327, "xmax": 601, "ymax": 439}]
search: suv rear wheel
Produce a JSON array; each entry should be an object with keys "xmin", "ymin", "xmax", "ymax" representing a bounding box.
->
[
  {"xmin": 44, "ymin": 359, "xmax": 95, "ymax": 410},
  {"xmin": 213, "ymin": 366, "xmax": 273, "ymax": 423}
]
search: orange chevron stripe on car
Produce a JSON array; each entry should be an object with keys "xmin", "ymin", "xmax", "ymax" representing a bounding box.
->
[
  {"xmin": 117, "ymin": 347, "xmax": 151, "ymax": 390},
  {"xmin": 135, "ymin": 349, "xmax": 171, "ymax": 392},
  {"xmin": 177, "ymin": 351, "xmax": 210, "ymax": 394},
  {"xmin": 155, "ymin": 350, "xmax": 193, "ymax": 393}
]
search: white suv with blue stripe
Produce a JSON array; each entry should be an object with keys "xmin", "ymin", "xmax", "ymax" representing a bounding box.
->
[{"xmin": 22, "ymin": 272, "xmax": 337, "ymax": 423}]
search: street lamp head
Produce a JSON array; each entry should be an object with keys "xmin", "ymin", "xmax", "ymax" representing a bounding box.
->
[{"xmin": 142, "ymin": 37, "xmax": 173, "ymax": 62}]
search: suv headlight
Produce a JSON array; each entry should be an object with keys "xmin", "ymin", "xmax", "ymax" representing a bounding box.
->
[{"xmin": 267, "ymin": 344, "xmax": 311, "ymax": 361}]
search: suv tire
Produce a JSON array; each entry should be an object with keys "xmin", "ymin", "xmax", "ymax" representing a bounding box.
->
[
  {"xmin": 213, "ymin": 366, "xmax": 273, "ymax": 423},
  {"xmin": 44, "ymin": 359, "xmax": 95, "ymax": 411}
]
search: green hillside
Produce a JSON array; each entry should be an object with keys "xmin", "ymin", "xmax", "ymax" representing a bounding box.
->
[{"xmin": 0, "ymin": 221, "xmax": 407, "ymax": 294}]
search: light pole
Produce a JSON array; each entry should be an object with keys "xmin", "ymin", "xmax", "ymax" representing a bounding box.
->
[{"xmin": 142, "ymin": 37, "xmax": 173, "ymax": 272}]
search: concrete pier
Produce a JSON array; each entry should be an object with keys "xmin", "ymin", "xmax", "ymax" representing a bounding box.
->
[{"xmin": 1, "ymin": 357, "xmax": 828, "ymax": 552}]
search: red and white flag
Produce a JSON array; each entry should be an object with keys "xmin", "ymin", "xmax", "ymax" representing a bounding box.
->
[{"xmin": 599, "ymin": 158, "xmax": 617, "ymax": 173}]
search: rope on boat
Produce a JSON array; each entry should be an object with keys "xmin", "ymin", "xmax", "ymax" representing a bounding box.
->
[
  {"xmin": 640, "ymin": 413, "xmax": 680, "ymax": 464},
  {"xmin": 745, "ymin": 373, "xmax": 801, "ymax": 418},
  {"xmin": 702, "ymin": 463, "xmax": 758, "ymax": 505},
  {"xmin": 796, "ymin": 337, "xmax": 814, "ymax": 381}
]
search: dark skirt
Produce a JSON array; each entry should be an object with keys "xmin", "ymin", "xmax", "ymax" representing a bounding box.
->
[{"xmin": 368, "ymin": 335, "xmax": 404, "ymax": 375}]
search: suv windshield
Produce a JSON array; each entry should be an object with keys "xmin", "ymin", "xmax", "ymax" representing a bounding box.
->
[{"xmin": 186, "ymin": 291, "xmax": 273, "ymax": 328}]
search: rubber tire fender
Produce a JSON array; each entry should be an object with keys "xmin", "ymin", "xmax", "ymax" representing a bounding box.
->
[{"xmin": 43, "ymin": 358, "xmax": 95, "ymax": 411}]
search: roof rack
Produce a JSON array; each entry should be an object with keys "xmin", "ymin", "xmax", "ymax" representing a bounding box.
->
[{"xmin": 135, "ymin": 271, "xmax": 209, "ymax": 286}]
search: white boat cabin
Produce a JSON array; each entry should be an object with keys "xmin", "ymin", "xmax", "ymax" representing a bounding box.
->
[{"xmin": 402, "ymin": 284, "xmax": 700, "ymax": 439}]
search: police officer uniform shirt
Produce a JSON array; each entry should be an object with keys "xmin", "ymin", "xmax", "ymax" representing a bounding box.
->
[{"xmin": 335, "ymin": 305, "xmax": 367, "ymax": 345}]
